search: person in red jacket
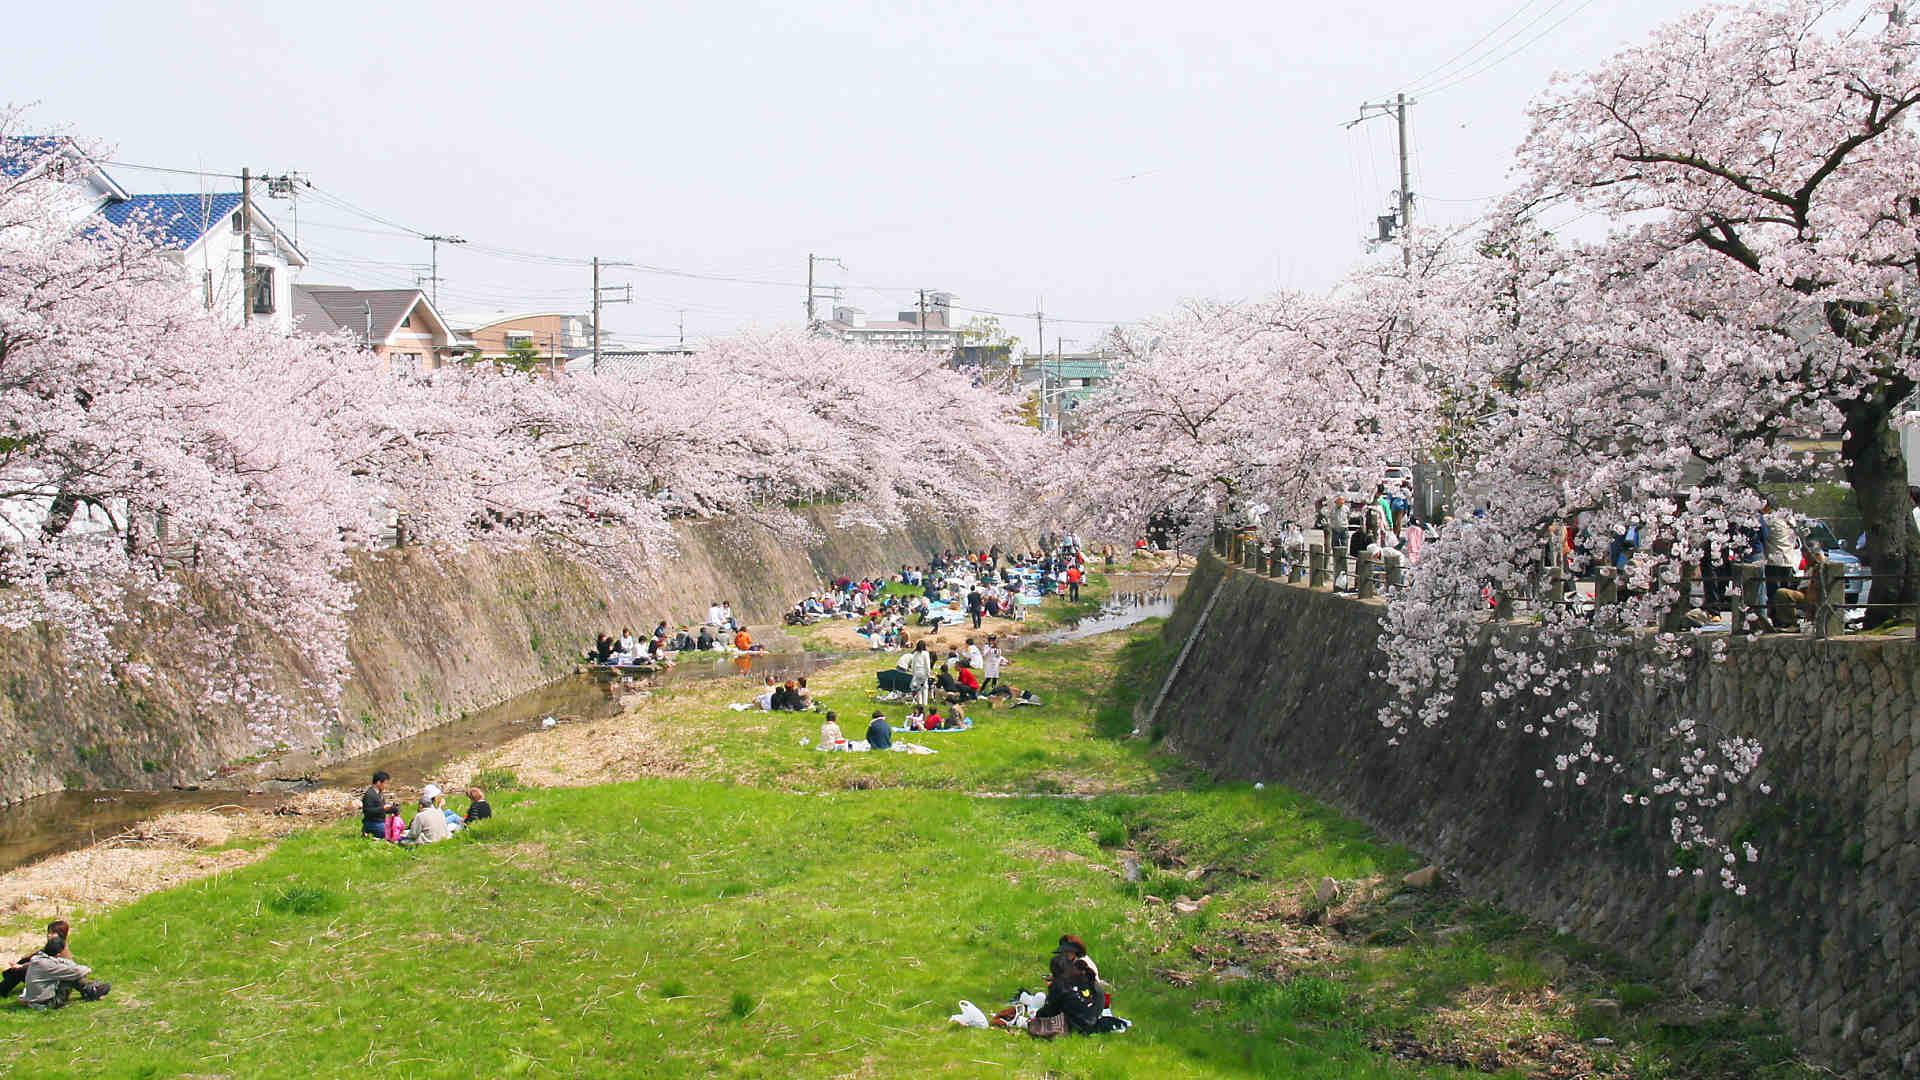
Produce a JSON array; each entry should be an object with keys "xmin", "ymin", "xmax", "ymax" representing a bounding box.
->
[
  {"xmin": 956, "ymin": 661, "xmax": 981, "ymax": 700},
  {"xmin": 1063, "ymin": 564, "xmax": 1084, "ymax": 601}
]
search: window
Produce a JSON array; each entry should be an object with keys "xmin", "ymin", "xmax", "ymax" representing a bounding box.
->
[
  {"xmin": 249, "ymin": 266, "xmax": 275, "ymax": 315},
  {"xmin": 231, "ymin": 210, "xmax": 243, "ymax": 233},
  {"xmin": 392, "ymin": 352, "xmax": 422, "ymax": 378},
  {"xmin": 400, "ymin": 313, "xmax": 412, "ymax": 328},
  {"xmin": 505, "ymin": 331, "xmax": 534, "ymax": 348}
]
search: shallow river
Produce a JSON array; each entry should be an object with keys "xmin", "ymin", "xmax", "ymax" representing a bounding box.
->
[{"xmin": 0, "ymin": 572, "xmax": 1185, "ymax": 874}]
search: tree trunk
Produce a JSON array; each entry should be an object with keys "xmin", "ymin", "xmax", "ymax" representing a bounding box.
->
[{"xmin": 1840, "ymin": 379, "xmax": 1918, "ymax": 628}]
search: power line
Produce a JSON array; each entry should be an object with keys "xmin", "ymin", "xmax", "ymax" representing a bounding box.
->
[
  {"xmin": 1411, "ymin": 0, "xmax": 1599, "ymax": 97},
  {"xmin": 1399, "ymin": 0, "xmax": 1551, "ymax": 92}
]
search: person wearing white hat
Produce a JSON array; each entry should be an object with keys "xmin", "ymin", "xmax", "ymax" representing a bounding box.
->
[{"xmin": 407, "ymin": 784, "xmax": 453, "ymax": 844}]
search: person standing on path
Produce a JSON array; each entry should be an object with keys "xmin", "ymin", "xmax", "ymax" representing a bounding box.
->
[
  {"xmin": 907, "ymin": 640, "xmax": 933, "ymax": 707},
  {"xmin": 981, "ymin": 636, "xmax": 1005, "ymax": 692},
  {"xmin": 361, "ymin": 771, "xmax": 392, "ymax": 839},
  {"xmin": 1064, "ymin": 564, "xmax": 1084, "ymax": 602},
  {"xmin": 966, "ymin": 588, "xmax": 984, "ymax": 629}
]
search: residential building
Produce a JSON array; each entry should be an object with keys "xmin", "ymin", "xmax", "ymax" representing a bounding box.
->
[
  {"xmin": 292, "ymin": 285, "xmax": 467, "ymax": 376},
  {"xmin": 818, "ymin": 291, "xmax": 966, "ymax": 352},
  {"xmin": 447, "ymin": 311, "xmax": 595, "ymax": 376},
  {"xmin": 1018, "ymin": 353, "xmax": 1113, "ymax": 433},
  {"xmin": 2, "ymin": 136, "xmax": 306, "ymax": 333},
  {"xmin": 562, "ymin": 344, "xmax": 699, "ymax": 377}
]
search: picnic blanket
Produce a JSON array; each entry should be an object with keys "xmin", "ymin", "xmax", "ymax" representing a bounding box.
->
[{"xmin": 815, "ymin": 739, "xmax": 936, "ymax": 754}]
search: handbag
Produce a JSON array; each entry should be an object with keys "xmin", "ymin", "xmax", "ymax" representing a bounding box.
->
[{"xmin": 1027, "ymin": 1012, "xmax": 1068, "ymax": 1039}]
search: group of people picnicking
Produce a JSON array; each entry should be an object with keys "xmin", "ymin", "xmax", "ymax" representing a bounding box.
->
[
  {"xmin": 359, "ymin": 770, "xmax": 492, "ymax": 846},
  {"xmin": 2, "ymin": 919, "xmax": 108, "ymax": 1010},
  {"xmin": 951, "ymin": 933, "xmax": 1129, "ymax": 1037},
  {"xmin": 585, "ymin": 601, "xmax": 766, "ymax": 669}
]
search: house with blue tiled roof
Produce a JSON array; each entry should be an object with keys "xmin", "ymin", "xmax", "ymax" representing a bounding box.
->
[{"xmin": 2, "ymin": 136, "xmax": 307, "ymax": 333}]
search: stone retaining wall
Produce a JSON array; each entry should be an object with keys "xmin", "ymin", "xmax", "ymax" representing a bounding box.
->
[
  {"xmin": 0, "ymin": 510, "xmax": 989, "ymax": 803},
  {"xmin": 1148, "ymin": 554, "xmax": 1916, "ymax": 1078}
]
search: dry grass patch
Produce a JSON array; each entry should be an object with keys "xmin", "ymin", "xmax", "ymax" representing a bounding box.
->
[{"xmin": 0, "ymin": 809, "xmax": 299, "ymax": 941}]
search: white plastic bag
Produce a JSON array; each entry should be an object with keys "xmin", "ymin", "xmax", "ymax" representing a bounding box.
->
[{"xmin": 949, "ymin": 1000, "xmax": 989, "ymax": 1028}]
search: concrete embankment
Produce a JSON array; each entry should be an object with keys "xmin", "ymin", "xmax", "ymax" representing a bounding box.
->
[
  {"xmin": 1144, "ymin": 554, "xmax": 1916, "ymax": 1079},
  {"xmin": 0, "ymin": 510, "xmax": 990, "ymax": 804}
]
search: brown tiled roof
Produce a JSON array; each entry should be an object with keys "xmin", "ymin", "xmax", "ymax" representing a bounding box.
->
[{"xmin": 293, "ymin": 285, "xmax": 426, "ymax": 343}]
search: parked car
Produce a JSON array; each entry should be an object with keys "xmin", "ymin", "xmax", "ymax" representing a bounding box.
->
[{"xmin": 1798, "ymin": 517, "xmax": 1869, "ymax": 606}]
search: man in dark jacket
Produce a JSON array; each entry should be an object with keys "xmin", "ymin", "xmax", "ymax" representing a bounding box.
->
[{"xmin": 361, "ymin": 771, "xmax": 391, "ymax": 838}]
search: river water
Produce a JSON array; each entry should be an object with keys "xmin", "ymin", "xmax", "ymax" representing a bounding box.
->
[{"xmin": 0, "ymin": 573, "xmax": 1185, "ymax": 874}]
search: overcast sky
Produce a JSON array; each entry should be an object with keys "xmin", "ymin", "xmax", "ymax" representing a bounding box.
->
[{"xmin": 12, "ymin": 0, "xmax": 1685, "ymax": 349}]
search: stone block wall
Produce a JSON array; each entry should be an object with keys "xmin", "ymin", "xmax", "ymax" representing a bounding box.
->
[
  {"xmin": 0, "ymin": 509, "xmax": 990, "ymax": 803},
  {"xmin": 1148, "ymin": 554, "xmax": 1916, "ymax": 1078}
]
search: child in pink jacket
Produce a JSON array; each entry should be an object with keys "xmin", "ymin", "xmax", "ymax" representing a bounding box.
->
[{"xmin": 382, "ymin": 805, "xmax": 405, "ymax": 842}]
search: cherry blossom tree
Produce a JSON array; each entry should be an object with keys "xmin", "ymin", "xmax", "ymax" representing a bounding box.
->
[
  {"xmin": 1377, "ymin": 0, "xmax": 1920, "ymax": 887},
  {"xmin": 2, "ymin": 123, "xmax": 1042, "ymax": 742},
  {"xmin": 1052, "ymin": 249, "xmax": 1469, "ymax": 548}
]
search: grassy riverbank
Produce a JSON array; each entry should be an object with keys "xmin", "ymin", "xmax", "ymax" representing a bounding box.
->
[{"xmin": 0, "ymin": 617, "xmax": 1814, "ymax": 1079}]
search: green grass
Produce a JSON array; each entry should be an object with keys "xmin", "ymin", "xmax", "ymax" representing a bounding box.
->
[{"xmin": 0, "ymin": 620, "xmax": 1815, "ymax": 1079}]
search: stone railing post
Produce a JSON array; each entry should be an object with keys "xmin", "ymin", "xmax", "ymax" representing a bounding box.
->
[
  {"xmin": 1493, "ymin": 589, "xmax": 1514, "ymax": 619},
  {"xmin": 1662, "ymin": 563, "xmax": 1698, "ymax": 633},
  {"xmin": 1593, "ymin": 567, "xmax": 1619, "ymax": 607},
  {"xmin": 1815, "ymin": 559, "xmax": 1847, "ymax": 639},
  {"xmin": 1288, "ymin": 555, "xmax": 1306, "ymax": 584},
  {"xmin": 1308, "ymin": 547, "xmax": 1328, "ymax": 589},
  {"xmin": 1731, "ymin": 563, "xmax": 1762, "ymax": 636},
  {"xmin": 1358, "ymin": 557, "xmax": 1378, "ymax": 599}
]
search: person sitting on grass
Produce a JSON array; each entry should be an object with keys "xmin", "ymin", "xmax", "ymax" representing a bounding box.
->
[
  {"xmin": 794, "ymin": 677, "xmax": 815, "ymax": 709},
  {"xmin": 733, "ymin": 627, "xmax": 761, "ymax": 652},
  {"xmin": 20, "ymin": 937, "xmax": 109, "ymax": 1009},
  {"xmin": 819, "ymin": 711, "xmax": 846, "ymax": 749},
  {"xmin": 865, "ymin": 710, "xmax": 892, "ymax": 750},
  {"xmin": 770, "ymin": 680, "xmax": 802, "ymax": 711},
  {"xmin": 407, "ymin": 785, "xmax": 453, "ymax": 845},
  {"xmin": 382, "ymin": 803, "xmax": 405, "ymax": 842},
  {"xmin": 956, "ymin": 661, "xmax": 982, "ymax": 700},
  {"xmin": 0, "ymin": 920, "xmax": 69, "ymax": 999},
  {"xmin": 464, "ymin": 788, "xmax": 492, "ymax": 824},
  {"xmin": 361, "ymin": 770, "xmax": 393, "ymax": 839}
]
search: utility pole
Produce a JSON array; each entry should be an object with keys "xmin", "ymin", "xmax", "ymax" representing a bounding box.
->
[
  {"xmin": 590, "ymin": 257, "xmax": 634, "ymax": 374},
  {"xmin": 1034, "ymin": 298, "xmax": 1044, "ymax": 373},
  {"xmin": 918, "ymin": 288, "xmax": 929, "ymax": 353},
  {"xmin": 1345, "ymin": 94, "xmax": 1416, "ymax": 267},
  {"xmin": 1396, "ymin": 92, "xmax": 1413, "ymax": 269},
  {"xmin": 420, "ymin": 234, "xmax": 466, "ymax": 307},
  {"xmin": 677, "ymin": 309, "xmax": 686, "ymax": 347},
  {"xmin": 806, "ymin": 254, "xmax": 843, "ymax": 327},
  {"xmin": 240, "ymin": 167, "xmax": 253, "ymax": 324}
]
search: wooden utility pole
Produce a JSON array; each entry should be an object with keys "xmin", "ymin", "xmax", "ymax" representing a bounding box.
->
[
  {"xmin": 240, "ymin": 167, "xmax": 253, "ymax": 324},
  {"xmin": 918, "ymin": 288, "xmax": 929, "ymax": 352}
]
